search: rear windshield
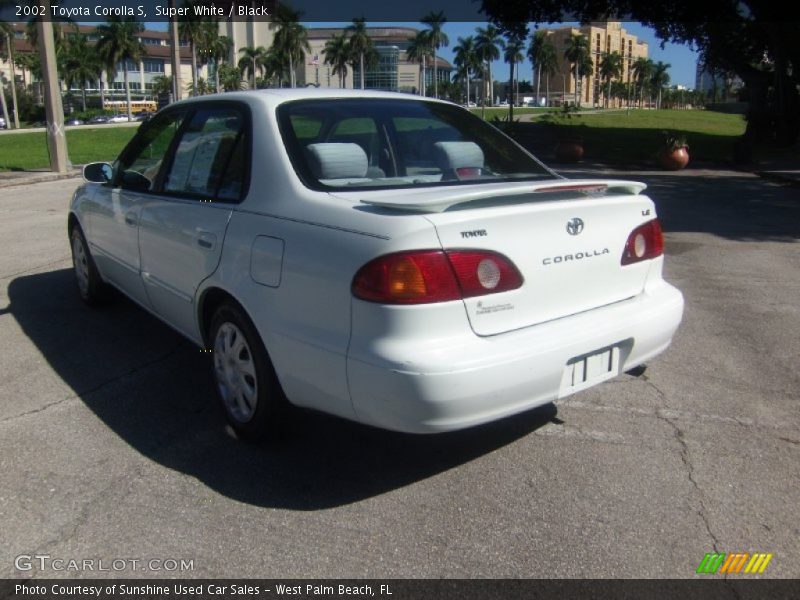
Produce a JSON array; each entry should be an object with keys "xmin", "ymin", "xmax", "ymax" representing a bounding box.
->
[{"xmin": 276, "ymin": 99, "xmax": 553, "ymax": 191}]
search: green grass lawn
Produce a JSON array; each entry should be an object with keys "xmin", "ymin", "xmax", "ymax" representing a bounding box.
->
[
  {"xmin": 470, "ymin": 107, "xmax": 561, "ymax": 119},
  {"xmin": 527, "ymin": 109, "xmax": 747, "ymax": 164},
  {"xmin": 0, "ymin": 109, "xmax": 754, "ymax": 171},
  {"xmin": 0, "ymin": 127, "xmax": 137, "ymax": 171}
]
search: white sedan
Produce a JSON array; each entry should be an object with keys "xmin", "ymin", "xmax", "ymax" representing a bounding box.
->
[{"xmin": 70, "ymin": 89, "xmax": 683, "ymax": 438}]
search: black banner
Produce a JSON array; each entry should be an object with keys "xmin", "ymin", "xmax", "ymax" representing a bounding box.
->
[{"xmin": 2, "ymin": 580, "xmax": 800, "ymax": 600}]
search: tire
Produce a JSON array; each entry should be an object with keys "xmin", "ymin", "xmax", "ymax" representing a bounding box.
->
[
  {"xmin": 70, "ymin": 225, "xmax": 112, "ymax": 305},
  {"xmin": 209, "ymin": 302, "xmax": 286, "ymax": 439}
]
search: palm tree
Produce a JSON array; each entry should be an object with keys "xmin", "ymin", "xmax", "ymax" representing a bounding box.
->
[
  {"xmin": 62, "ymin": 34, "xmax": 103, "ymax": 112},
  {"xmin": 151, "ymin": 74, "xmax": 172, "ymax": 95},
  {"xmin": 346, "ymin": 17, "xmax": 373, "ymax": 90},
  {"xmin": 453, "ymin": 35, "xmax": 478, "ymax": 106},
  {"xmin": 96, "ymin": 17, "xmax": 146, "ymax": 121},
  {"xmin": 0, "ymin": 21, "xmax": 20, "ymax": 128},
  {"xmin": 537, "ymin": 38, "xmax": 557, "ymax": 107},
  {"xmin": 406, "ymin": 30, "xmax": 432, "ymax": 96},
  {"xmin": 420, "ymin": 11, "xmax": 448, "ymax": 99},
  {"xmin": 269, "ymin": 5, "xmax": 310, "ymax": 88},
  {"xmin": 218, "ymin": 64, "xmax": 242, "ymax": 91},
  {"xmin": 564, "ymin": 33, "xmax": 590, "ymax": 106},
  {"xmin": 238, "ymin": 46, "xmax": 266, "ymax": 89},
  {"xmin": 503, "ymin": 34, "xmax": 524, "ymax": 120},
  {"xmin": 598, "ymin": 51, "xmax": 623, "ymax": 108},
  {"xmin": 177, "ymin": 1, "xmax": 205, "ymax": 95},
  {"xmin": 528, "ymin": 30, "xmax": 547, "ymax": 108},
  {"xmin": 323, "ymin": 33, "xmax": 350, "ymax": 89},
  {"xmin": 631, "ymin": 57, "xmax": 653, "ymax": 108},
  {"xmin": 201, "ymin": 33, "xmax": 233, "ymax": 92},
  {"xmin": 474, "ymin": 24, "xmax": 502, "ymax": 110},
  {"xmin": 651, "ymin": 61, "xmax": 671, "ymax": 109}
]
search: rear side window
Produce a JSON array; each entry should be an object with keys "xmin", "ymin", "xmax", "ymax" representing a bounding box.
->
[{"xmin": 163, "ymin": 108, "xmax": 247, "ymax": 200}]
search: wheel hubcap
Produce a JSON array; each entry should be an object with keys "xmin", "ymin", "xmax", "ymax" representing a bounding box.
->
[
  {"xmin": 72, "ymin": 235, "xmax": 89, "ymax": 296},
  {"xmin": 213, "ymin": 322, "xmax": 258, "ymax": 423}
]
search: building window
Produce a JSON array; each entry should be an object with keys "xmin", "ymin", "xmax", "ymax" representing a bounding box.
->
[
  {"xmin": 143, "ymin": 60, "xmax": 165, "ymax": 73},
  {"xmin": 354, "ymin": 45, "xmax": 399, "ymax": 92}
]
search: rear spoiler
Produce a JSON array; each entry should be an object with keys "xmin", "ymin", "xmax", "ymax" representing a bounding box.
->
[{"xmin": 358, "ymin": 179, "xmax": 648, "ymax": 213}]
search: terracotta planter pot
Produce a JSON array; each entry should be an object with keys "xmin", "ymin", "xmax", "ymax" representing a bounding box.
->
[
  {"xmin": 659, "ymin": 147, "xmax": 690, "ymax": 170},
  {"xmin": 554, "ymin": 140, "xmax": 584, "ymax": 162}
]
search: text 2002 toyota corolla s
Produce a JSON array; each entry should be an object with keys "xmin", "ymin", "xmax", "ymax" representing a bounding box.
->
[{"xmin": 69, "ymin": 89, "xmax": 684, "ymax": 438}]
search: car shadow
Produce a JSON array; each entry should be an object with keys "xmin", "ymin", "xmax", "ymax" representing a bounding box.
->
[{"xmin": 7, "ymin": 268, "xmax": 555, "ymax": 510}]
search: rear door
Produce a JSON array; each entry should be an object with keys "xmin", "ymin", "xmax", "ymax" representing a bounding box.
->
[{"xmin": 137, "ymin": 104, "xmax": 249, "ymax": 339}]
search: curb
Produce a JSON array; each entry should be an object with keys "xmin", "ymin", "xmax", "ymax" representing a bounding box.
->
[{"xmin": 0, "ymin": 170, "xmax": 82, "ymax": 189}]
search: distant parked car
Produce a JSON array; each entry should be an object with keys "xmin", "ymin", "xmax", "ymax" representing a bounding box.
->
[
  {"xmin": 107, "ymin": 114, "xmax": 130, "ymax": 123},
  {"xmin": 70, "ymin": 89, "xmax": 684, "ymax": 438},
  {"xmin": 0, "ymin": 117, "xmax": 6, "ymax": 129},
  {"xmin": 65, "ymin": 118, "xmax": 86, "ymax": 126},
  {"xmin": 135, "ymin": 111, "xmax": 154, "ymax": 123},
  {"xmin": 88, "ymin": 115, "xmax": 110, "ymax": 124}
]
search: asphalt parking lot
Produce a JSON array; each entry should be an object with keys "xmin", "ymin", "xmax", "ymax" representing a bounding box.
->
[{"xmin": 0, "ymin": 169, "xmax": 798, "ymax": 578}]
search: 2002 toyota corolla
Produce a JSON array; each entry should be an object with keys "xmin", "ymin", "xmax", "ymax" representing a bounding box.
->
[{"xmin": 69, "ymin": 89, "xmax": 684, "ymax": 438}]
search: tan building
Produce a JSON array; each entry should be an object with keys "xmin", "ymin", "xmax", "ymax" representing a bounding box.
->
[
  {"xmin": 0, "ymin": 22, "xmax": 205, "ymax": 107},
  {"xmin": 541, "ymin": 21, "xmax": 648, "ymax": 107}
]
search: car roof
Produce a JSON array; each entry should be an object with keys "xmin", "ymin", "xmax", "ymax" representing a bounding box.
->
[{"xmin": 165, "ymin": 88, "xmax": 455, "ymax": 111}]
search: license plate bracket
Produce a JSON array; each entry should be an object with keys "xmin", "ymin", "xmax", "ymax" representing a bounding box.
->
[{"xmin": 558, "ymin": 345, "xmax": 621, "ymax": 398}]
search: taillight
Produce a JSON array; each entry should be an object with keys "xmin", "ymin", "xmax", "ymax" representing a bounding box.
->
[
  {"xmin": 621, "ymin": 219, "xmax": 664, "ymax": 265},
  {"xmin": 445, "ymin": 250, "xmax": 523, "ymax": 298},
  {"xmin": 352, "ymin": 250, "xmax": 523, "ymax": 304}
]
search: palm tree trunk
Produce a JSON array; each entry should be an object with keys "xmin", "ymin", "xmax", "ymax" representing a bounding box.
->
[
  {"xmin": 535, "ymin": 65, "xmax": 541, "ymax": 108},
  {"xmin": 100, "ymin": 78, "xmax": 105, "ymax": 111},
  {"xmin": 0, "ymin": 84, "xmax": 10, "ymax": 131},
  {"xmin": 466, "ymin": 73, "xmax": 470, "ymax": 106},
  {"xmin": 7, "ymin": 34, "xmax": 20, "ymax": 128},
  {"xmin": 214, "ymin": 59, "xmax": 220, "ymax": 92},
  {"xmin": 124, "ymin": 70, "xmax": 132, "ymax": 121},
  {"xmin": 360, "ymin": 52, "xmax": 364, "ymax": 90},
  {"xmin": 421, "ymin": 55, "xmax": 426, "ymax": 97},
  {"xmin": 252, "ymin": 57, "xmax": 256, "ymax": 89},
  {"xmin": 545, "ymin": 73, "xmax": 550, "ymax": 106},
  {"xmin": 607, "ymin": 79, "xmax": 611, "ymax": 109},
  {"xmin": 81, "ymin": 84, "xmax": 87, "ymax": 112},
  {"xmin": 574, "ymin": 64, "xmax": 579, "ymax": 106},
  {"xmin": 290, "ymin": 54, "xmax": 295, "ymax": 88},
  {"xmin": 433, "ymin": 50, "xmax": 438, "ymax": 99},
  {"xmin": 191, "ymin": 43, "xmax": 198, "ymax": 95},
  {"xmin": 508, "ymin": 60, "xmax": 514, "ymax": 120}
]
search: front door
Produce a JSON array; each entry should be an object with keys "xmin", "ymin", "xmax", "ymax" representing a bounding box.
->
[{"xmin": 89, "ymin": 109, "xmax": 188, "ymax": 307}]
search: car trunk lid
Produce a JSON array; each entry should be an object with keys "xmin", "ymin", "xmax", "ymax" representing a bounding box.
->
[{"xmin": 353, "ymin": 180, "xmax": 656, "ymax": 336}]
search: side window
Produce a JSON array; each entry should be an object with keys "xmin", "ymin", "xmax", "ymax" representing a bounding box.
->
[
  {"xmin": 163, "ymin": 108, "xmax": 246, "ymax": 200},
  {"xmin": 116, "ymin": 111, "xmax": 186, "ymax": 192}
]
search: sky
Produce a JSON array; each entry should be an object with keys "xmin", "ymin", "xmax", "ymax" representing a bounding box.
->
[{"xmin": 146, "ymin": 20, "xmax": 700, "ymax": 89}]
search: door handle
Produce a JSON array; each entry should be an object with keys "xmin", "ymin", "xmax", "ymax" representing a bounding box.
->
[
  {"xmin": 124, "ymin": 212, "xmax": 137, "ymax": 227},
  {"xmin": 196, "ymin": 231, "xmax": 216, "ymax": 250}
]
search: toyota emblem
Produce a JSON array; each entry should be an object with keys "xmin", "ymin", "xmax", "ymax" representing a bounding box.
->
[{"xmin": 566, "ymin": 218, "xmax": 584, "ymax": 235}]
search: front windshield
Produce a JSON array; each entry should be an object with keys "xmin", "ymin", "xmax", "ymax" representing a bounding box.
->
[{"xmin": 276, "ymin": 99, "xmax": 554, "ymax": 190}]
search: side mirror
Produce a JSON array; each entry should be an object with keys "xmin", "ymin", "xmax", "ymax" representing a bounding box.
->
[{"xmin": 83, "ymin": 162, "xmax": 113, "ymax": 184}]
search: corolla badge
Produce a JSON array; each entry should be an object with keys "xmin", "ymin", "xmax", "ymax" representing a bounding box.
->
[{"xmin": 566, "ymin": 218, "xmax": 584, "ymax": 235}]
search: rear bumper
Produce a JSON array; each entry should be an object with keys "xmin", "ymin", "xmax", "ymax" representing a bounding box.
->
[{"xmin": 346, "ymin": 281, "xmax": 684, "ymax": 433}]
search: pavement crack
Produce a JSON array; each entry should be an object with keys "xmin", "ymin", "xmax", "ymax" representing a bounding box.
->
[
  {"xmin": 645, "ymin": 376, "xmax": 721, "ymax": 552},
  {"xmin": 0, "ymin": 342, "xmax": 186, "ymax": 426}
]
